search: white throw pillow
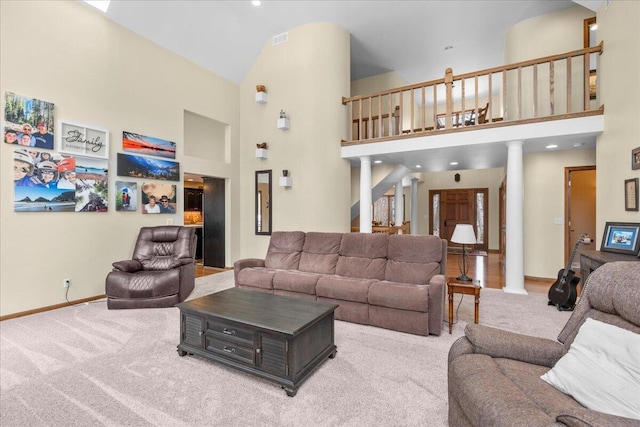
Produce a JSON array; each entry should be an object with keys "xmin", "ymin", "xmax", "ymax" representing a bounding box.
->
[{"xmin": 541, "ymin": 318, "xmax": 640, "ymax": 420}]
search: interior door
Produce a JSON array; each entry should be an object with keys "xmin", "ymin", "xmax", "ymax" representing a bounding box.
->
[
  {"xmin": 441, "ymin": 189, "xmax": 475, "ymax": 245},
  {"xmin": 203, "ymin": 177, "xmax": 225, "ymax": 268},
  {"xmin": 566, "ymin": 167, "xmax": 596, "ymax": 270}
]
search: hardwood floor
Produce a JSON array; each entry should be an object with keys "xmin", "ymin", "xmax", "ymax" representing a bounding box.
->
[{"xmin": 197, "ymin": 253, "xmax": 553, "ymax": 294}]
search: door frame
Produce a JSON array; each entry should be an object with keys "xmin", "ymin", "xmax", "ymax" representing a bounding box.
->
[
  {"xmin": 429, "ymin": 188, "xmax": 489, "ymax": 251},
  {"xmin": 564, "ymin": 165, "xmax": 596, "ymax": 264}
]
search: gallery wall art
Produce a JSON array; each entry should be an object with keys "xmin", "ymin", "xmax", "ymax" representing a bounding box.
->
[
  {"xmin": 123, "ymin": 131, "xmax": 176, "ymax": 159},
  {"xmin": 4, "ymin": 92, "xmax": 55, "ymax": 150},
  {"xmin": 116, "ymin": 181, "xmax": 138, "ymax": 211},
  {"xmin": 59, "ymin": 120, "xmax": 109, "ymax": 159},
  {"xmin": 74, "ymin": 156, "xmax": 109, "ymax": 212},
  {"xmin": 141, "ymin": 182, "xmax": 177, "ymax": 214},
  {"xmin": 116, "ymin": 153, "xmax": 180, "ymax": 181}
]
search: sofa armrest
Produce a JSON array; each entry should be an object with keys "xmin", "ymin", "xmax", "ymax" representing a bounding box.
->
[
  {"xmin": 170, "ymin": 258, "xmax": 195, "ymax": 269},
  {"xmin": 112, "ymin": 260, "xmax": 142, "ymax": 273},
  {"xmin": 465, "ymin": 323, "xmax": 564, "ymax": 368},
  {"xmin": 233, "ymin": 258, "xmax": 265, "ymax": 286},
  {"xmin": 557, "ymin": 407, "xmax": 640, "ymax": 427},
  {"xmin": 427, "ymin": 274, "xmax": 445, "ymax": 336}
]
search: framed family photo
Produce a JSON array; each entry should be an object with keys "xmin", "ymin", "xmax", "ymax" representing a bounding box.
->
[
  {"xmin": 58, "ymin": 120, "xmax": 109, "ymax": 159},
  {"xmin": 600, "ymin": 222, "xmax": 640, "ymax": 255}
]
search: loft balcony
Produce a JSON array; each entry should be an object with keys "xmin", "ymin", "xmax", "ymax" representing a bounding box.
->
[{"xmin": 341, "ymin": 44, "xmax": 604, "ymax": 170}]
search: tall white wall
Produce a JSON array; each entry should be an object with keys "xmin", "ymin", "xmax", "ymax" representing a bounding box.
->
[
  {"xmin": 239, "ymin": 22, "xmax": 351, "ymax": 259},
  {"xmin": 0, "ymin": 1, "xmax": 240, "ymax": 316},
  {"xmin": 596, "ymin": 1, "xmax": 640, "ymax": 236}
]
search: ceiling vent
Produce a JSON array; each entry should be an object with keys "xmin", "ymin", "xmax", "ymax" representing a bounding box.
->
[{"xmin": 273, "ymin": 32, "xmax": 288, "ymax": 46}]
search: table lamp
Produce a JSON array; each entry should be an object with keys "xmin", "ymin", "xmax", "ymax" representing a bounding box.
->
[{"xmin": 451, "ymin": 224, "xmax": 477, "ymax": 281}]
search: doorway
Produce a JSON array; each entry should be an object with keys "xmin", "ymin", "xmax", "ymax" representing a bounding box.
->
[
  {"xmin": 565, "ymin": 166, "xmax": 596, "ymax": 269},
  {"xmin": 429, "ymin": 188, "xmax": 488, "ymax": 251},
  {"xmin": 203, "ymin": 177, "xmax": 225, "ymax": 268}
]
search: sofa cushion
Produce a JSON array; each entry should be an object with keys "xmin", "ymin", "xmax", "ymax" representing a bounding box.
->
[
  {"xmin": 335, "ymin": 233, "xmax": 388, "ymax": 279},
  {"xmin": 449, "ymin": 354, "xmax": 558, "ymax": 427},
  {"xmin": 316, "ymin": 275, "xmax": 375, "ymax": 304},
  {"xmin": 385, "ymin": 235, "xmax": 443, "ymax": 284},
  {"xmin": 298, "ymin": 232, "xmax": 342, "ymax": 274},
  {"xmin": 273, "ymin": 270, "xmax": 322, "ymax": 295},
  {"xmin": 236, "ymin": 267, "xmax": 276, "ymax": 290},
  {"xmin": 264, "ymin": 231, "xmax": 305, "ymax": 270},
  {"xmin": 540, "ymin": 318, "xmax": 640, "ymax": 420},
  {"xmin": 368, "ymin": 281, "xmax": 429, "ymax": 312},
  {"xmin": 106, "ymin": 269, "xmax": 180, "ymax": 298}
]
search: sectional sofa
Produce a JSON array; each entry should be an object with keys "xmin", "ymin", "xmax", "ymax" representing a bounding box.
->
[{"xmin": 234, "ymin": 231, "xmax": 447, "ymax": 336}]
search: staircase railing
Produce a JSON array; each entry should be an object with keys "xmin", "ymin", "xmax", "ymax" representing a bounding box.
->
[{"xmin": 342, "ymin": 43, "xmax": 603, "ymax": 145}]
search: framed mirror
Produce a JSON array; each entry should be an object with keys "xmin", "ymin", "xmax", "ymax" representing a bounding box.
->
[{"xmin": 255, "ymin": 170, "xmax": 272, "ymax": 235}]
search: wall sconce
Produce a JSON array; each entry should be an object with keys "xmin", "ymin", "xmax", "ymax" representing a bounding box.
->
[{"xmin": 279, "ymin": 169, "xmax": 292, "ymax": 187}]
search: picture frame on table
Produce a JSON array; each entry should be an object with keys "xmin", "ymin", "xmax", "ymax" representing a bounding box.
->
[
  {"xmin": 600, "ymin": 221, "xmax": 640, "ymax": 255},
  {"xmin": 625, "ymin": 178, "xmax": 639, "ymax": 212},
  {"xmin": 58, "ymin": 120, "xmax": 109, "ymax": 159},
  {"xmin": 632, "ymin": 146, "xmax": 640, "ymax": 170}
]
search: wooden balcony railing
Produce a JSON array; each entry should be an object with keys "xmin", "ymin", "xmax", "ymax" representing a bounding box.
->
[{"xmin": 342, "ymin": 43, "xmax": 603, "ymax": 145}]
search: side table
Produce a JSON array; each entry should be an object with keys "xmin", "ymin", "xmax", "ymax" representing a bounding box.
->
[{"xmin": 447, "ymin": 277, "xmax": 481, "ymax": 334}]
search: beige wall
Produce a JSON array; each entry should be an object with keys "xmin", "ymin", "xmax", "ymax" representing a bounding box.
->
[
  {"xmin": 524, "ymin": 148, "xmax": 596, "ymax": 278},
  {"xmin": 238, "ymin": 22, "xmax": 351, "ymax": 259},
  {"xmin": 596, "ymin": 1, "xmax": 640, "ymax": 239},
  {"xmin": 0, "ymin": 1, "xmax": 240, "ymax": 316}
]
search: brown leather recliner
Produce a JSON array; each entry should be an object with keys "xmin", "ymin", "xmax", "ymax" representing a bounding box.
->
[{"xmin": 106, "ymin": 226, "xmax": 197, "ymax": 309}]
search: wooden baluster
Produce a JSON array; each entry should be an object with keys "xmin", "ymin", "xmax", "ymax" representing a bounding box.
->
[
  {"xmin": 445, "ymin": 68, "xmax": 454, "ymax": 129},
  {"xmin": 517, "ymin": 67, "xmax": 522, "ymax": 120},
  {"xmin": 368, "ymin": 97, "xmax": 372, "ymax": 139},
  {"xmin": 474, "ymin": 75, "xmax": 479, "ymax": 124},
  {"xmin": 349, "ymin": 100, "xmax": 353, "ymax": 141},
  {"xmin": 399, "ymin": 91, "xmax": 403, "ymax": 135},
  {"xmin": 502, "ymin": 70, "xmax": 507, "ymax": 121},
  {"xmin": 461, "ymin": 79, "xmax": 466, "ymax": 127},
  {"xmin": 567, "ymin": 57, "xmax": 572, "ymax": 114},
  {"xmin": 388, "ymin": 93, "xmax": 392, "ymax": 136},
  {"xmin": 433, "ymin": 84, "xmax": 438, "ymax": 129},
  {"xmin": 550, "ymin": 60, "xmax": 555, "ymax": 116},
  {"xmin": 378, "ymin": 95, "xmax": 383, "ymax": 138},
  {"xmin": 583, "ymin": 52, "xmax": 590, "ymax": 111},
  {"xmin": 488, "ymin": 73, "xmax": 492, "ymax": 123},
  {"xmin": 421, "ymin": 86, "xmax": 426, "ymax": 131},
  {"xmin": 410, "ymin": 88, "xmax": 415, "ymax": 133},
  {"xmin": 358, "ymin": 99, "xmax": 363, "ymax": 141},
  {"xmin": 533, "ymin": 64, "xmax": 538, "ymax": 118}
]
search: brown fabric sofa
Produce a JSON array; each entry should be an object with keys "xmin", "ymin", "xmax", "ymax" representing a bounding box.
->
[
  {"xmin": 448, "ymin": 261, "xmax": 640, "ymax": 426},
  {"xmin": 105, "ymin": 226, "xmax": 197, "ymax": 309},
  {"xmin": 234, "ymin": 231, "xmax": 447, "ymax": 336}
]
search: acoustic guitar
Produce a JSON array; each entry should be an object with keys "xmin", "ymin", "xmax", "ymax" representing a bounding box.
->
[{"xmin": 547, "ymin": 233, "xmax": 587, "ymax": 311}]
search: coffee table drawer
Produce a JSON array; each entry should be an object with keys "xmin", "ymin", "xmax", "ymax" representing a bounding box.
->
[
  {"xmin": 205, "ymin": 337, "xmax": 255, "ymax": 365},
  {"xmin": 206, "ymin": 319, "xmax": 254, "ymax": 345}
]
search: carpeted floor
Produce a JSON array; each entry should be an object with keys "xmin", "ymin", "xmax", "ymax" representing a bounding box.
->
[{"xmin": 0, "ymin": 271, "xmax": 571, "ymax": 426}]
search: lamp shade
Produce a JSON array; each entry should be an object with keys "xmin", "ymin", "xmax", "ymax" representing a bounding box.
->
[{"xmin": 451, "ymin": 224, "xmax": 477, "ymax": 244}]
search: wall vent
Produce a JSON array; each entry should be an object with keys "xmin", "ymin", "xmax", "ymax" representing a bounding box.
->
[{"xmin": 273, "ymin": 32, "xmax": 288, "ymax": 46}]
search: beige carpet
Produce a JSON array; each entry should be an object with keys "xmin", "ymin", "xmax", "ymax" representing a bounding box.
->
[{"xmin": 0, "ymin": 271, "xmax": 571, "ymax": 426}]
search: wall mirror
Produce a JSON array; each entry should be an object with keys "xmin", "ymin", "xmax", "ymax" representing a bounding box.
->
[{"xmin": 255, "ymin": 170, "xmax": 272, "ymax": 235}]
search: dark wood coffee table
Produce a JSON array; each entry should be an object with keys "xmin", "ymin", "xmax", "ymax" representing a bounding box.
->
[{"xmin": 176, "ymin": 288, "xmax": 338, "ymax": 397}]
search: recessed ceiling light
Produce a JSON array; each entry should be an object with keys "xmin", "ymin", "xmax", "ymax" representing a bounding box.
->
[
  {"xmin": 444, "ymin": 46, "xmax": 453, "ymax": 50},
  {"xmin": 251, "ymin": 0, "xmax": 261, "ymax": 6},
  {"xmin": 374, "ymin": 160, "xmax": 382, "ymax": 164},
  {"xmin": 83, "ymin": 0, "xmax": 111, "ymax": 13},
  {"xmin": 573, "ymin": 142, "xmax": 584, "ymax": 147},
  {"xmin": 546, "ymin": 144, "xmax": 558, "ymax": 149},
  {"xmin": 416, "ymin": 165, "xmax": 422, "ymax": 168},
  {"xmin": 449, "ymin": 161, "xmax": 458, "ymax": 166}
]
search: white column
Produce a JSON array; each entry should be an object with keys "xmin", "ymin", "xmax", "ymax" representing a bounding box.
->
[
  {"xmin": 394, "ymin": 181, "xmax": 404, "ymax": 227},
  {"xmin": 504, "ymin": 140, "xmax": 527, "ymax": 294},
  {"xmin": 359, "ymin": 156, "xmax": 372, "ymax": 233},
  {"xmin": 410, "ymin": 177, "xmax": 419, "ymax": 234}
]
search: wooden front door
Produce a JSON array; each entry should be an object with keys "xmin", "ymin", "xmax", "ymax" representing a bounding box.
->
[
  {"xmin": 566, "ymin": 166, "xmax": 596, "ymax": 269},
  {"xmin": 441, "ymin": 189, "xmax": 475, "ymax": 244}
]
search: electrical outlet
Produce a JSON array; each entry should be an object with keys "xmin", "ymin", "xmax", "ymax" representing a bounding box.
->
[{"xmin": 63, "ymin": 278, "xmax": 71, "ymax": 288}]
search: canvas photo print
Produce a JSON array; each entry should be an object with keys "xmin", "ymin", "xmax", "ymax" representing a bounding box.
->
[
  {"xmin": 123, "ymin": 130, "xmax": 176, "ymax": 159},
  {"xmin": 116, "ymin": 181, "xmax": 138, "ymax": 211},
  {"xmin": 141, "ymin": 182, "xmax": 176, "ymax": 214},
  {"xmin": 117, "ymin": 153, "xmax": 180, "ymax": 181},
  {"xmin": 4, "ymin": 92, "xmax": 55, "ymax": 150}
]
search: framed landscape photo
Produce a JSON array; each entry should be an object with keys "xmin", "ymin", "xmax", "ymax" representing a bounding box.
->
[
  {"xmin": 625, "ymin": 178, "xmax": 639, "ymax": 211},
  {"xmin": 58, "ymin": 120, "xmax": 109, "ymax": 159},
  {"xmin": 600, "ymin": 221, "xmax": 640, "ymax": 255}
]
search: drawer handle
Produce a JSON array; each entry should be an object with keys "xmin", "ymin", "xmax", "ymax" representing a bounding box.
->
[
  {"xmin": 223, "ymin": 346, "xmax": 236, "ymax": 353},
  {"xmin": 222, "ymin": 328, "xmax": 236, "ymax": 336}
]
